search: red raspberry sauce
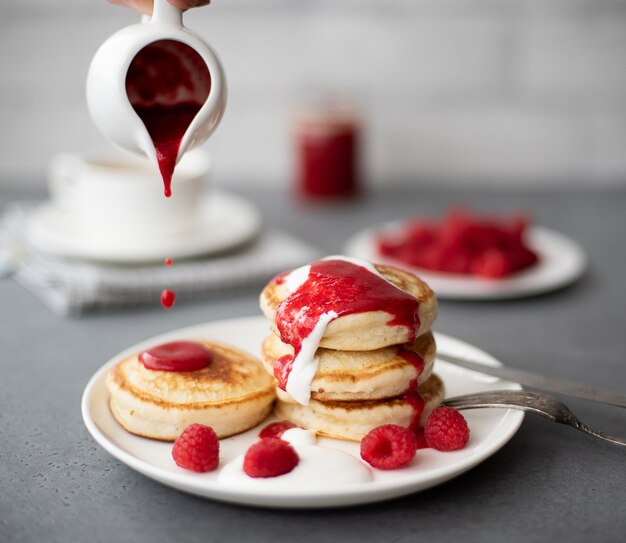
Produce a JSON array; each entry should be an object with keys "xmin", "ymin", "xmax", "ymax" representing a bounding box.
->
[
  {"xmin": 126, "ymin": 40, "xmax": 211, "ymax": 197},
  {"xmin": 398, "ymin": 349, "xmax": 426, "ymax": 431},
  {"xmin": 161, "ymin": 289, "xmax": 176, "ymax": 309},
  {"xmin": 139, "ymin": 341, "xmax": 212, "ymax": 372},
  {"xmin": 274, "ymin": 355, "xmax": 294, "ymax": 391},
  {"xmin": 403, "ymin": 379, "xmax": 426, "ymax": 433},
  {"xmin": 271, "ymin": 271, "xmax": 288, "ymax": 286},
  {"xmin": 397, "ymin": 347, "xmax": 425, "ymax": 378},
  {"xmin": 132, "ymin": 103, "xmax": 202, "ymax": 197},
  {"xmin": 273, "ymin": 259, "xmax": 421, "ymax": 390}
]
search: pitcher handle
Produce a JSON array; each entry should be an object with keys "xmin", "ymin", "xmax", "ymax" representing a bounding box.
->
[{"xmin": 151, "ymin": 0, "xmax": 183, "ymax": 26}]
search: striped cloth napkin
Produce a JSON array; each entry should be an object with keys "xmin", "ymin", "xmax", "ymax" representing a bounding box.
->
[{"xmin": 1, "ymin": 202, "xmax": 320, "ymax": 316}]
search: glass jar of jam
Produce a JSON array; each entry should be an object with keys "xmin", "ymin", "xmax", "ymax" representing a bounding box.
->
[{"xmin": 293, "ymin": 93, "xmax": 361, "ymax": 200}]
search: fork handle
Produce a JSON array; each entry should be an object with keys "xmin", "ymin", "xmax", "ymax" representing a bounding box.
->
[
  {"xmin": 444, "ymin": 390, "xmax": 559, "ymax": 417},
  {"xmin": 563, "ymin": 418, "xmax": 626, "ymax": 447},
  {"xmin": 443, "ymin": 391, "xmax": 626, "ymax": 447}
]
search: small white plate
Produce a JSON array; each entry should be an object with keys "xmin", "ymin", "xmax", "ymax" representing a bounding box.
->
[
  {"xmin": 24, "ymin": 190, "xmax": 262, "ymax": 264},
  {"xmin": 344, "ymin": 224, "xmax": 587, "ymax": 300},
  {"xmin": 82, "ymin": 316, "xmax": 524, "ymax": 508}
]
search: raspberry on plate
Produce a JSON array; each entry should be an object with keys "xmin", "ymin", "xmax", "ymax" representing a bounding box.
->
[
  {"xmin": 258, "ymin": 421, "xmax": 297, "ymax": 440},
  {"xmin": 424, "ymin": 407, "xmax": 470, "ymax": 451},
  {"xmin": 172, "ymin": 424, "xmax": 220, "ymax": 472},
  {"xmin": 360, "ymin": 424, "xmax": 418, "ymax": 470},
  {"xmin": 377, "ymin": 207, "xmax": 539, "ymax": 279},
  {"xmin": 243, "ymin": 438, "xmax": 299, "ymax": 478}
]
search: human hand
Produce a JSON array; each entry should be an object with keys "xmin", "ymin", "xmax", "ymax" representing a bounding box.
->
[{"xmin": 107, "ymin": 0, "xmax": 211, "ymax": 15}]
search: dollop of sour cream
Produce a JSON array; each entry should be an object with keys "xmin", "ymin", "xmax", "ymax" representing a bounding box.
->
[
  {"xmin": 285, "ymin": 310, "xmax": 337, "ymax": 405},
  {"xmin": 281, "ymin": 427, "xmax": 317, "ymax": 446},
  {"xmin": 217, "ymin": 429, "xmax": 372, "ymax": 487}
]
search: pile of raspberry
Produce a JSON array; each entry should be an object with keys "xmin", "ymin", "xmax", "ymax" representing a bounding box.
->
[
  {"xmin": 360, "ymin": 407, "xmax": 470, "ymax": 470},
  {"xmin": 172, "ymin": 422, "xmax": 300, "ymax": 477},
  {"xmin": 172, "ymin": 410, "xmax": 470, "ymax": 475},
  {"xmin": 377, "ymin": 208, "xmax": 539, "ymax": 279}
]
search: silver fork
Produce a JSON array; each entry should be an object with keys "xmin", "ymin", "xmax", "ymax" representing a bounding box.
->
[{"xmin": 443, "ymin": 390, "xmax": 626, "ymax": 447}]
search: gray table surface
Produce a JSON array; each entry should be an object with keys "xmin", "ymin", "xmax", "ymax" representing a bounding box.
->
[{"xmin": 1, "ymin": 185, "xmax": 625, "ymax": 543}]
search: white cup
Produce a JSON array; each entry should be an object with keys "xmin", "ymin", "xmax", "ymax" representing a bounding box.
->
[
  {"xmin": 48, "ymin": 150, "xmax": 211, "ymax": 243},
  {"xmin": 86, "ymin": 0, "xmax": 227, "ymax": 172}
]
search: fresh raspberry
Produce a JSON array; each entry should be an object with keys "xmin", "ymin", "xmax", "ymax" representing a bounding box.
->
[
  {"xmin": 360, "ymin": 424, "xmax": 418, "ymax": 470},
  {"xmin": 376, "ymin": 207, "xmax": 538, "ymax": 278},
  {"xmin": 172, "ymin": 424, "xmax": 219, "ymax": 472},
  {"xmin": 477, "ymin": 249, "xmax": 512, "ymax": 279},
  {"xmin": 424, "ymin": 407, "xmax": 470, "ymax": 451},
  {"xmin": 258, "ymin": 421, "xmax": 296, "ymax": 440},
  {"xmin": 243, "ymin": 438, "xmax": 299, "ymax": 478}
]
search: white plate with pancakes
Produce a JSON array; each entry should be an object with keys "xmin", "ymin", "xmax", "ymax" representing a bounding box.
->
[
  {"xmin": 82, "ymin": 315, "xmax": 524, "ymax": 508},
  {"xmin": 344, "ymin": 224, "xmax": 587, "ymax": 300}
]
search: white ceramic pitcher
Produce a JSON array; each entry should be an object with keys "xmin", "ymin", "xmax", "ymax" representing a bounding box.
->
[{"xmin": 86, "ymin": 0, "xmax": 226, "ymax": 172}]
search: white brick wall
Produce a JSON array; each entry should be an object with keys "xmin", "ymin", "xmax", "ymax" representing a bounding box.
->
[
  {"xmin": 1, "ymin": 0, "xmax": 625, "ymax": 189},
  {"xmin": 521, "ymin": 11, "xmax": 626, "ymax": 101}
]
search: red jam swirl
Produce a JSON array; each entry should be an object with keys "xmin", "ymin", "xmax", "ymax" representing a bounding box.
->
[
  {"xmin": 274, "ymin": 259, "xmax": 421, "ymax": 390},
  {"xmin": 138, "ymin": 341, "xmax": 212, "ymax": 372}
]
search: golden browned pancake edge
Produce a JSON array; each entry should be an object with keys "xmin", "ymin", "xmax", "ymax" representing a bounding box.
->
[
  {"xmin": 274, "ymin": 373, "xmax": 445, "ymax": 442},
  {"xmin": 261, "ymin": 331, "xmax": 437, "ymax": 401},
  {"xmin": 106, "ymin": 340, "xmax": 276, "ymax": 441}
]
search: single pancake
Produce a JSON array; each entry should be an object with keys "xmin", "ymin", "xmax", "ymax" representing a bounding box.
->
[
  {"xmin": 274, "ymin": 373, "xmax": 445, "ymax": 442},
  {"xmin": 260, "ymin": 263, "xmax": 437, "ymax": 351},
  {"xmin": 261, "ymin": 332, "xmax": 436, "ymax": 401},
  {"xmin": 107, "ymin": 340, "xmax": 275, "ymax": 441}
]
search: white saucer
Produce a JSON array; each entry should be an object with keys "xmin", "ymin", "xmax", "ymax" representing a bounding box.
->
[
  {"xmin": 344, "ymin": 224, "xmax": 587, "ymax": 300},
  {"xmin": 24, "ymin": 190, "xmax": 262, "ymax": 264},
  {"xmin": 82, "ymin": 315, "xmax": 524, "ymax": 508}
]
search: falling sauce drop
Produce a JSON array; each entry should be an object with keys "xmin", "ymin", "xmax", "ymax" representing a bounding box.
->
[
  {"xmin": 126, "ymin": 40, "xmax": 212, "ymax": 197},
  {"xmin": 161, "ymin": 258, "xmax": 174, "ymax": 309},
  {"xmin": 161, "ymin": 289, "xmax": 176, "ymax": 309}
]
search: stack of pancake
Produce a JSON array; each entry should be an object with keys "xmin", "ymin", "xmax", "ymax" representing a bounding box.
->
[{"xmin": 260, "ymin": 262, "xmax": 444, "ymax": 441}]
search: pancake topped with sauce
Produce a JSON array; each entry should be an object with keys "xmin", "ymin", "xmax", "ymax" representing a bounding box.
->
[
  {"xmin": 260, "ymin": 260, "xmax": 437, "ymax": 352},
  {"xmin": 107, "ymin": 340, "xmax": 275, "ymax": 441},
  {"xmin": 258, "ymin": 256, "xmax": 444, "ymax": 441}
]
